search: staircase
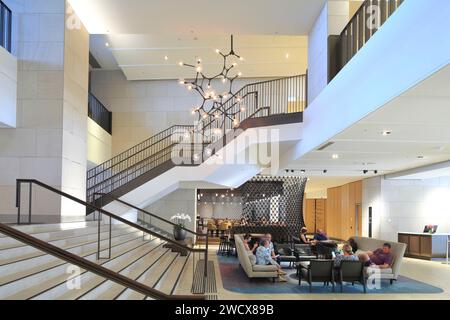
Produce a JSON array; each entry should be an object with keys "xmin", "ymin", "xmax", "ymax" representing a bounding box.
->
[
  {"xmin": 86, "ymin": 75, "xmax": 307, "ymax": 214},
  {"xmin": 0, "ymin": 222, "xmax": 198, "ymax": 300},
  {"xmin": 0, "ymin": 75, "xmax": 306, "ymax": 300},
  {"xmin": 0, "ymin": 179, "xmax": 210, "ymax": 300}
]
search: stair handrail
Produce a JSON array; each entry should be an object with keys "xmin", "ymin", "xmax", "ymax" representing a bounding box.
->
[
  {"xmin": 87, "ymin": 124, "xmax": 195, "ymax": 179},
  {"xmin": 206, "ymin": 74, "xmax": 305, "ymax": 120},
  {"xmin": 0, "ymin": 222, "xmax": 203, "ymax": 300},
  {"xmin": 94, "ymin": 192, "xmax": 207, "ymax": 237},
  {"xmin": 16, "ymin": 179, "xmax": 207, "ymax": 255}
]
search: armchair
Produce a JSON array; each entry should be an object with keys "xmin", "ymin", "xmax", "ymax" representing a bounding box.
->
[
  {"xmin": 298, "ymin": 260, "xmax": 335, "ymax": 292},
  {"xmin": 336, "ymin": 260, "xmax": 366, "ymax": 293}
]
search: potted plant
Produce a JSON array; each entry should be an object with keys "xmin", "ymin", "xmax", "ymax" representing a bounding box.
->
[{"xmin": 170, "ymin": 213, "xmax": 192, "ymax": 241}]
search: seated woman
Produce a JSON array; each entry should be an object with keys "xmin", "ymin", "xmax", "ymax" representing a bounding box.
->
[
  {"xmin": 243, "ymin": 233, "xmax": 258, "ymax": 253},
  {"xmin": 255, "ymin": 240, "xmax": 286, "ymax": 282},
  {"xmin": 334, "ymin": 243, "xmax": 359, "ymax": 267},
  {"xmin": 299, "ymin": 227, "xmax": 315, "ymax": 244}
]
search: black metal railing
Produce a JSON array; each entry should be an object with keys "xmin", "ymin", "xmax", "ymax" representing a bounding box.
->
[
  {"xmin": 201, "ymin": 75, "xmax": 307, "ymax": 145},
  {"xmin": 86, "ymin": 125, "xmax": 197, "ymax": 203},
  {"xmin": 15, "ymin": 179, "xmax": 208, "ymax": 298},
  {"xmin": 94, "ymin": 192, "xmax": 209, "ymax": 292},
  {"xmin": 88, "ymin": 93, "xmax": 112, "ymax": 134},
  {"xmin": 86, "ymin": 75, "xmax": 306, "ymax": 205},
  {"xmin": 0, "ymin": 0, "xmax": 12, "ymax": 53},
  {"xmin": 334, "ymin": 0, "xmax": 404, "ymax": 77}
]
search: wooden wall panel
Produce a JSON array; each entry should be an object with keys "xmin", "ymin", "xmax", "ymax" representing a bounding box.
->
[
  {"xmin": 326, "ymin": 187, "xmax": 342, "ymax": 239},
  {"xmin": 304, "ymin": 199, "xmax": 327, "ymax": 232},
  {"xmin": 316, "ymin": 199, "xmax": 326, "ymax": 231},
  {"xmin": 325, "ymin": 180, "xmax": 362, "ymax": 240},
  {"xmin": 304, "ymin": 199, "xmax": 316, "ymax": 231}
]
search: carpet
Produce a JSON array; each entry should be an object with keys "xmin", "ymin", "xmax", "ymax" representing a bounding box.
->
[{"xmin": 218, "ymin": 256, "xmax": 444, "ymax": 294}]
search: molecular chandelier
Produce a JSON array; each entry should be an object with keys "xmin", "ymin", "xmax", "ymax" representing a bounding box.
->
[{"xmin": 178, "ymin": 35, "xmax": 245, "ymax": 129}]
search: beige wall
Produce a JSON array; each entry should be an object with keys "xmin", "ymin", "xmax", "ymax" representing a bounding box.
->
[
  {"xmin": 0, "ymin": 0, "xmax": 89, "ymax": 223},
  {"xmin": 144, "ymin": 188, "xmax": 197, "ymax": 234},
  {"xmin": 349, "ymin": 0, "xmax": 365, "ymax": 17},
  {"xmin": 90, "ymin": 70, "xmax": 273, "ymax": 156},
  {"xmin": 61, "ymin": 1, "xmax": 89, "ymax": 217},
  {"xmin": 87, "ymin": 118, "xmax": 112, "ymax": 168},
  {"xmin": 308, "ymin": 1, "xmax": 350, "ymax": 103},
  {"xmin": 363, "ymin": 176, "xmax": 450, "ymax": 242}
]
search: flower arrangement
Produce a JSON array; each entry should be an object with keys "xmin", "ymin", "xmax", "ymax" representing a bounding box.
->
[{"xmin": 170, "ymin": 213, "xmax": 192, "ymax": 227}]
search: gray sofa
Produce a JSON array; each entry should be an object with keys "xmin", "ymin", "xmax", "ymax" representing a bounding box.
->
[
  {"xmin": 353, "ymin": 236, "xmax": 407, "ymax": 283},
  {"xmin": 234, "ymin": 234, "xmax": 279, "ymax": 280}
]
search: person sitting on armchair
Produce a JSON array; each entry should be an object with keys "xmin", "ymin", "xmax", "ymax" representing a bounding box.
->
[
  {"xmin": 334, "ymin": 244, "xmax": 359, "ymax": 267},
  {"xmin": 313, "ymin": 229, "xmax": 329, "ymax": 241},
  {"xmin": 299, "ymin": 227, "xmax": 316, "ymax": 244},
  {"xmin": 358, "ymin": 243, "xmax": 394, "ymax": 269},
  {"xmin": 256, "ymin": 240, "xmax": 286, "ymax": 281},
  {"xmin": 243, "ymin": 233, "xmax": 258, "ymax": 253}
]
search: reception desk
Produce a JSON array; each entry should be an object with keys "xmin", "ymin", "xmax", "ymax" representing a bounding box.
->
[{"xmin": 398, "ymin": 232, "xmax": 449, "ymax": 260}]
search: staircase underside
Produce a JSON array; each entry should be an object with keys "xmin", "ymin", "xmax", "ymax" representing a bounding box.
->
[{"xmin": 95, "ymin": 113, "xmax": 304, "ymax": 218}]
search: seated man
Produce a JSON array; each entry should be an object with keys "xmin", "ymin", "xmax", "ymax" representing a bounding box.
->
[
  {"xmin": 334, "ymin": 244, "xmax": 359, "ymax": 267},
  {"xmin": 255, "ymin": 240, "xmax": 286, "ymax": 281},
  {"xmin": 358, "ymin": 243, "xmax": 394, "ymax": 269},
  {"xmin": 313, "ymin": 229, "xmax": 329, "ymax": 241}
]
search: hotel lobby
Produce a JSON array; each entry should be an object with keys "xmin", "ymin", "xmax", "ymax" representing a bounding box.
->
[{"xmin": 0, "ymin": 0, "xmax": 449, "ymax": 305}]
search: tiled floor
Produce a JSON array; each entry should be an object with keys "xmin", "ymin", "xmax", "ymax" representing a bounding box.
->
[{"xmin": 203, "ymin": 247, "xmax": 450, "ymax": 300}]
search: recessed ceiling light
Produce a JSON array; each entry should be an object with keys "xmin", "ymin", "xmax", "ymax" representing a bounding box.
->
[
  {"xmin": 332, "ymin": 154, "xmax": 339, "ymax": 159},
  {"xmin": 382, "ymin": 130, "xmax": 392, "ymax": 136},
  {"xmin": 164, "ymin": 55, "xmax": 168, "ymax": 61},
  {"xmin": 285, "ymin": 53, "xmax": 290, "ymax": 59},
  {"xmin": 105, "ymin": 42, "xmax": 110, "ymax": 47}
]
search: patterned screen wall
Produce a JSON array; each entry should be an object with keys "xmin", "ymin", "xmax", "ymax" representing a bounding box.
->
[{"xmin": 234, "ymin": 176, "xmax": 307, "ymax": 242}]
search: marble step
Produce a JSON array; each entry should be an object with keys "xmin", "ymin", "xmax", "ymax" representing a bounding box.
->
[
  {"xmin": 76, "ymin": 246, "xmax": 171, "ymax": 300},
  {"xmin": 0, "ymin": 237, "xmax": 162, "ymax": 299},
  {"xmin": 0, "ymin": 229, "xmax": 142, "ymax": 286},
  {"xmin": 32, "ymin": 239, "xmax": 165, "ymax": 300},
  {"xmin": 0, "ymin": 225, "xmax": 136, "ymax": 266},
  {"xmin": 114, "ymin": 250, "xmax": 180, "ymax": 300},
  {"xmin": 0, "ymin": 222, "xmax": 100, "ymax": 238},
  {"xmin": 171, "ymin": 253, "xmax": 195, "ymax": 296},
  {"xmin": 154, "ymin": 253, "xmax": 190, "ymax": 295},
  {"xmin": 0, "ymin": 223, "xmax": 128, "ymax": 251}
]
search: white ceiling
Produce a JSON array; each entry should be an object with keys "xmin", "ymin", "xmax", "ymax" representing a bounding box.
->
[
  {"xmin": 73, "ymin": 0, "xmax": 330, "ymax": 80},
  {"xmin": 106, "ymin": 34, "xmax": 308, "ymax": 80},
  {"xmin": 69, "ymin": 0, "xmax": 330, "ymax": 35},
  {"xmin": 287, "ymin": 62, "xmax": 450, "ymax": 193},
  {"xmin": 386, "ymin": 160, "xmax": 450, "ymax": 180}
]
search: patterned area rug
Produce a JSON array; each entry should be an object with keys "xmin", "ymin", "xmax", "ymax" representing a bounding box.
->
[{"xmin": 218, "ymin": 256, "xmax": 444, "ymax": 294}]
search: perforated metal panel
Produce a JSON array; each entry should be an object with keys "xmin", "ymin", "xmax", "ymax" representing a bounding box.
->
[{"xmin": 234, "ymin": 176, "xmax": 307, "ymax": 242}]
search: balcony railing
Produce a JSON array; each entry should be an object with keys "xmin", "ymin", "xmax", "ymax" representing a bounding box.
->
[
  {"xmin": 0, "ymin": 0, "xmax": 12, "ymax": 52},
  {"xmin": 88, "ymin": 93, "xmax": 112, "ymax": 134},
  {"xmin": 332, "ymin": 0, "xmax": 404, "ymax": 79}
]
